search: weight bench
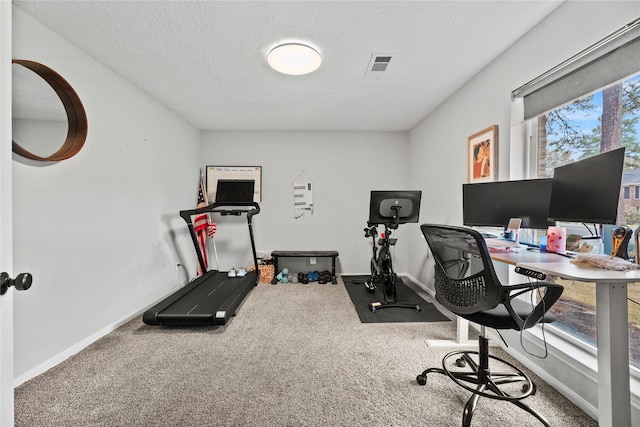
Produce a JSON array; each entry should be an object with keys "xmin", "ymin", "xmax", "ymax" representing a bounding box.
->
[{"xmin": 271, "ymin": 250, "xmax": 339, "ymax": 284}]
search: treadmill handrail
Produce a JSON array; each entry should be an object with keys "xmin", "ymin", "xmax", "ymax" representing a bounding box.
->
[
  {"xmin": 179, "ymin": 201, "xmax": 261, "ymax": 276},
  {"xmin": 179, "ymin": 201, "xmax": 260, "ymax": 224}
]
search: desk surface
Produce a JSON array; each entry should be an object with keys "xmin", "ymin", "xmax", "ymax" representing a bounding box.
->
[{"xmin": 490, "ymin": 248, "xmax": 640, "ymax": 283}]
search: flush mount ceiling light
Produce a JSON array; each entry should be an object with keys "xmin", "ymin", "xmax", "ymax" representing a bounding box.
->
[{"xmin": 267, "ymin": 43, "xmax": 322, "ymax": 75}]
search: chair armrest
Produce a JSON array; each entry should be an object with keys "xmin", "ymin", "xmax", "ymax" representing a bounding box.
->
[{"xmin": 504, "ymin": 282, "xmax": 564, "ymax": 330}]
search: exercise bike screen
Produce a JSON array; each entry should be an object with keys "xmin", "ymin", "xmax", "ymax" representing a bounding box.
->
[{"xmin": 368, "ymin": 190, "xmax": 422, "ymax": 225}]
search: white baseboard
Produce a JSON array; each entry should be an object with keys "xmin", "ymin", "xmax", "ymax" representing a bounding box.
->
[
  {"xmin": 14, "ymin": 311, "xmax": 137, "ymax": 387},
  {"xmin": 14, "ymin": 285, "xmax": 182, "ymax": 387},
  {"xmin": 403, "ymin": 272, "xmax": 435, "ymax": 297}
]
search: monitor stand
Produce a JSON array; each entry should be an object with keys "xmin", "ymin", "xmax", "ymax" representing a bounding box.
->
[{"xmin": 506, "ymin": 217, "xmax": 525, "ymax": 249}]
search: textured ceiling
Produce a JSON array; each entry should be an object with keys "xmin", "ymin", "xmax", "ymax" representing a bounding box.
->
[{"xmin": 13, "ymin": 1, "xmax": 563, "ymax": 131}]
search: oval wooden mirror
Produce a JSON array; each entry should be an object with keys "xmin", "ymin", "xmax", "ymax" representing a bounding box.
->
[{"xmin": 12, "ymin": 60, "xmax": 88, "ymax": 161}]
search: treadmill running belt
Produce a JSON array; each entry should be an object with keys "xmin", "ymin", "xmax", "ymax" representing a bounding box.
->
[{"xmin": 143, "ymin": 270, "xmax": 257, "ymax": 326}]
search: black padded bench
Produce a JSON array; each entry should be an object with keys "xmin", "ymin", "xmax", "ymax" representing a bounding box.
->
[{"xmin": 271, "ymin": 250, "xmax": 339, "ymax": 284}]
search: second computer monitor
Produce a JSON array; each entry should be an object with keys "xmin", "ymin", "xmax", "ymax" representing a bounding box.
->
[{"xmin": 547, "ymin": 147, "xmax": 625, "ymax": 225}]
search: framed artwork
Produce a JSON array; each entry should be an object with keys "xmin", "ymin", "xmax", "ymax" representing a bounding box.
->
[{"xmin": 467, "ymin": 125, "xmax": 498, "ymax": 183}]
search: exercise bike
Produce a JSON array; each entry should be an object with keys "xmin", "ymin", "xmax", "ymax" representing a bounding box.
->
[
  {"xmin": 355, "ymin": 190, "xmax": 423, "ymax": 312},
  {"xmin": 366, "ymin": 210, "xmax": 421, "ymax": 312},
  {"xmin": 353, "ymin": 206, "xmax": 421, "ymax": 312}
]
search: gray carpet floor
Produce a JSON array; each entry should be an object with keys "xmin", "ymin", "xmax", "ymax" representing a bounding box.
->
[{"xmin": 15, "ymin": 277, "xmax": 597, "ymax": 426}]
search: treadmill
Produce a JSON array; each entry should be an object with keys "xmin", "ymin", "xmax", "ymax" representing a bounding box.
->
[{"xmin": 143, "ymin": 181, "xmax": 260, "ymax": 326}]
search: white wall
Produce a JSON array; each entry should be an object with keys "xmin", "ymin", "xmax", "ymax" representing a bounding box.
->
[
  {"xmin": 10, "ymin": 0, "xmax": 640, "ymax": 422},
  {"xmin": 201, "ymin": 131, "xmax": 412, "ymax": 274},
  {"xmin": 11, "ymin": 7, "xmax": 201, "ymax": 381},
  {"xmin": 408, "ymin": 1, "xmax": 640, "ymax": 422}
]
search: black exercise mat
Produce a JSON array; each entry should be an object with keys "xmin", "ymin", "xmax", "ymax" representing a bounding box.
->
[{"xmin": 343, "ymin": 275, "xmax": 451, "ymax": 323}]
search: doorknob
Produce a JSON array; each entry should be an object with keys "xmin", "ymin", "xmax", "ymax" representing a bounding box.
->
[{"xmin": 0, "ymin": 272, "xmax": 33, "ymax": 295}]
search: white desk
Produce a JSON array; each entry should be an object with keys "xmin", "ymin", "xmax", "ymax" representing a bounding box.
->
[{"xmin": 491, "ymin": 249, "xmax": 638, "ymax": 427}]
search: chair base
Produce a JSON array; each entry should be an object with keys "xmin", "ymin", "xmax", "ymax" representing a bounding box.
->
[{"xmin": 416, "ymin": 335, "xmax": 550, "ymax": 427}]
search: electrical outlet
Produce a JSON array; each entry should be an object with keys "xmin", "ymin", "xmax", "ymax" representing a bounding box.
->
[{"xmin": 310, "ymin": 257, "xmax": 317, "ymax": 265}]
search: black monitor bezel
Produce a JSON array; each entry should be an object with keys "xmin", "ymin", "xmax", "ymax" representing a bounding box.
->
[
  {"xmin": 368, "ymin": 190, "xmax": 422, "ymax": 226},
  {"xmin": 547, "ymin": 148, "xmax": 625, "ymax": 225},
  {"xmin": 462, "ymin": 178, "xmax": 555, "ymax": 229},
  {"xmin": 215, "ymin": 179, "xmax": 255, "ymax": 204}
]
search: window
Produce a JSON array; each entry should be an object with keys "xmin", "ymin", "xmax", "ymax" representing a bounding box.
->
[
  {"xmin": 526, "ymin": 72, "xmax": 640, "ymax": 368},
  {"xmin": 512, "ymin": 17, "xmax": 640, "ymax": 371}
]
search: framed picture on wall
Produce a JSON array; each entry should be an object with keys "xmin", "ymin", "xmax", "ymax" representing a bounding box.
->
[{"xmin": 467, "ymin": 125, "xmax": 498, "ymax": 183}]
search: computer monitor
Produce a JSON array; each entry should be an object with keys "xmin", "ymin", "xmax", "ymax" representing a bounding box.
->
[
  {"xmin": 547, "ymin": 147, "xmax": 625, "ymax": 225},
  {"xmin": 215, "ymin": 179, "xmax": 255, "ymax": 204},
  {"xmin": 462, "ymin": 178, "xmax": 554, "ymax": 229},
  {"xmin": 368, "ymin": 190, "xmax": 421, "ymax": 226}
]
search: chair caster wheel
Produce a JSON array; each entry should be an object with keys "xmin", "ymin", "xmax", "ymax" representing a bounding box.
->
[
  {"xmin": 455, "ymin": 357, "xmax": 466, "ymax": 368},
  {"xmin": 416, "ymin": 375, "xmax": 427, "ymax": 386}
]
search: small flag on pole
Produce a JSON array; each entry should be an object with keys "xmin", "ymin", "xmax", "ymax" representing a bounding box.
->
[
  {"xmin": 194, "ymin": 179, "xmax": 209, "ymax": 276},
  {"xmin": 194, "ymin": 176, "xmax": 217, "ymax": 276}
]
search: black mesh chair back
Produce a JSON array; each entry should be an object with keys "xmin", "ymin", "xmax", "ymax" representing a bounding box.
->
[
  {"xmin": 421, "ymin": 223, "xmax": 562, "ymax": 331},
  {"xmin": 422, "ymin": 224, "xmax": 500, "ymax": 314}
]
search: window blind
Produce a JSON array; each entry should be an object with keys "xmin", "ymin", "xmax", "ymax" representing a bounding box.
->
[{"xmin": 512, "ymin": 17, "xmax": 640, "ymax": 120}]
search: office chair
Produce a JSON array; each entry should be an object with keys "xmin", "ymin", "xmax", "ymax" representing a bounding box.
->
[{"xmin": 417, "ymin": 224, "xmax": 564, "ymax": 427}]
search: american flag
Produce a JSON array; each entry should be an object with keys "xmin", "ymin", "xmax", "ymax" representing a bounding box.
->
[{"xmin": 194, "ymin": 177, "xmax": 216, "ymax": 276}]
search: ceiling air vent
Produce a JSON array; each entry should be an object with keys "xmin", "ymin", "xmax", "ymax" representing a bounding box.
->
[
  {"xmin": 371, "ymin": 56, "xmax": 391, "ymax": 72},
  {"xmin": 365, "ymin": 53, "xmax": 394, "ymax": 78}
]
